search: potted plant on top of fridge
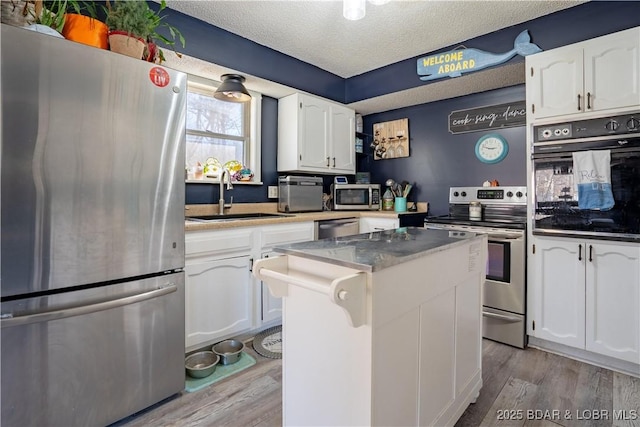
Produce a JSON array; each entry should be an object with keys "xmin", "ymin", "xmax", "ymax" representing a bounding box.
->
[
  {"xmin": 105, "ymin": 0, "xmax": 152, "ymax": 59},
  {"xmin": 62, "ymin": 1, "xmax": 109, "ymax": 49},
  {"xmin": 25, "ymin": 0, "xmax": 69, "ymax": 38},
  {"xmin": 142, "ymin": 0, "xmax": 185, "ymax": 63},
  {"xmin": 105, "ymin": 0, "xmax": 184, "ymax": 62}
]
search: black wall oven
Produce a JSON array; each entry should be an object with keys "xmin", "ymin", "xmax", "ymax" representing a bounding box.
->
[{"xmin": 532, "ymin": 113, "xmax": 640, "ymax": 242}]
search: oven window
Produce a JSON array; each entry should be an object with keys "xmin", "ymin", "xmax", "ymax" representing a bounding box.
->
[
  {"xmin": 534, "ymin": 150, "xmax": 640, "ymax": 235},
  {"xmin": 487, "ymin": 241, "xmax": 510, "ymax": 283}
]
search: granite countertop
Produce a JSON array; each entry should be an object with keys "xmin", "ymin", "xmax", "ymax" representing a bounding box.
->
[
  {"xmin": 185, "ymin": 202, "xmax": 429, "ymax": 231},
  {"xmin": 273, "ymin": 227, "xmax": 484, "ymax": 272}
]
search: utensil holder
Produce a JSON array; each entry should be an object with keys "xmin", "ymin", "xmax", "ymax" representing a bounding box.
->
[{"xmin": 394, "ymin": 197, "xmax": 407, "ymax": 212}]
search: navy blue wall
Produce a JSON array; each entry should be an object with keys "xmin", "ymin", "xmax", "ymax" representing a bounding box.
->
[
  {"xmin": 153, "ymin": 3, "xmax": 345, "ymax": 102},
  {"xmin": 173, "ymin": 2, "xmax": 640, "ymax": 206},
  {"xmin": 362, "ymin": 86, "xmax": 526, "ymax": 216}
]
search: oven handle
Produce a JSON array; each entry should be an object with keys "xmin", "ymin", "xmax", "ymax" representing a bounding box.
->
[
  {"xmin": 424, "ymin": 224, "xmax": 524, "ymax": 240},
  {"xmin": 483, "ymin": 310, "xmax": 522, "ymax": 323}
]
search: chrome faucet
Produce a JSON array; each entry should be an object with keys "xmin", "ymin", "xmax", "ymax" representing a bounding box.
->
[{"xmin": 218, "ymin": 169, "xmax": 234, "ymax": 214}]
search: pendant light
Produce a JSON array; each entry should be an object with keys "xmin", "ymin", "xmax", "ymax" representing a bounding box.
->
[
  {"xmin": 343, "ymin": 0, "xmax": 365, "ymax": 20},
  {"xmin": 214, "ymin": 74, "xmax": 252, "ymax": 103}
]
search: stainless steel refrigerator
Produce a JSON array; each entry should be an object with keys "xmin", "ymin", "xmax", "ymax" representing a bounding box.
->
[{"xmin": 1, "ymin": 24, "xmax": 186, "ymax": 426}]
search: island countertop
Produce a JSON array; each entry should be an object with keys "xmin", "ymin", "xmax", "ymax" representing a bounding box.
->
[{"xmin": 273, "ymin": 227, "xmax": 484, "ymax": 272}]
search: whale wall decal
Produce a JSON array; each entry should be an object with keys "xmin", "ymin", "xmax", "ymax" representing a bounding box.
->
[{"xmin": 416, "ymin": 30, "xmax": 542, "ymax": 82}]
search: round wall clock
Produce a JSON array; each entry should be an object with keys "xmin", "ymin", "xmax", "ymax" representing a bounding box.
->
[{"xmin": 475, "ymin": 134, "xmax": 509, "ymax": 164}]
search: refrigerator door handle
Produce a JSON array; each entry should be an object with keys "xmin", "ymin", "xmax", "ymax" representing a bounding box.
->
[{"xmin": 1, "ymin": 283, "xmax": 177, "ymax": 328}]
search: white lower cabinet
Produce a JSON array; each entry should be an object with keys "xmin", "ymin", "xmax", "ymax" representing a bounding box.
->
[
  {"xmin": 185, "ymin": 228, "xmax": 255, "ymax": 351},
  {"xmin": 185, "ymin": 255, "xmax": 253, "ymax": 351},
  {"xmin": 359, "ymin": 216, "xmax": 399, "ymax": 233},
  {"xmin": 257, "ymin": 222, "xmax": 315, "ymax": 324},
  {"xmin": 529, "ymin": 236, "xmax": 640, "ymax": 364},
  {"xmin": 260, "ymin": 251, "xmax": 282, "ymax": 323},
  {"xmin": 585, "ymin": 240, "xmax": 640, "ymax": 363},
  {"xmin": 185, "ymin": 222, "xmax": 314, "ymax": 351}
]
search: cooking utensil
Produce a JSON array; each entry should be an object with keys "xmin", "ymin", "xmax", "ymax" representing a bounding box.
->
[
  {"xmin": 212, "ymin": 339, "xmax": 245, "ymax": 365},
  {"xmin": 185, "ymin": 351, "xmax": 219, "ymax": 378},
  {"xmin": 385, "ymin": 178, "xmax": 399, "ymax": 197},
  {"xmin": 403, "ymin": 184, "xmax": 412, "ymax": 198}
]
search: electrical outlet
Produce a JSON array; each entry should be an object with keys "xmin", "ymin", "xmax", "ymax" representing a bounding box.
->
[{"xmin": 268, "ymin": 186, "xmax": 278, "ymax": 199}]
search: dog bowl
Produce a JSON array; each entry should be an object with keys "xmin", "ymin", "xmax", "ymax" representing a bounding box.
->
[
  {"xmin": 185, "ymin": 351, "xmax": 219, "ymax": 378},
  {"xmin": 212, "ymin": 339, "xmax": 245, "ymax": 365}
]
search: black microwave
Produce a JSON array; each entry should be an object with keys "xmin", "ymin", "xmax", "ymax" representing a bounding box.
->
[{"xmin": 332, "ymin": 184, "xmax": 381, "ymax": 210}]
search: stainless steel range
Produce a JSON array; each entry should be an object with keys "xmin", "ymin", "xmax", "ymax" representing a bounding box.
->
[{"xmin": 424, "ymin": 186, "xmax": 527, "ymax": 348}]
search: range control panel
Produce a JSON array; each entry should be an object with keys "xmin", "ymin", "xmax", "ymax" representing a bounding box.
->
[
  {"xmin": 449, "ymin": 186, "xmax": 527, "ymax": 205},
  {"xmin": 534, "ymin": 112, "xmax": 640, "ymax": 142}
]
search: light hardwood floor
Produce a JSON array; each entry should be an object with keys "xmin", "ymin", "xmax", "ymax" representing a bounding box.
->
[{"xmin": 114, "ymin": 339, "xmax": 640, "ymax": 427}]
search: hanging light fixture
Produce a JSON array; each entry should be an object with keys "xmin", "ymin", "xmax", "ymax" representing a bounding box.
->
[
  {"xmin": 343, "ymin": 0, "xmax": 365, "ymax": 20},
  {"xmin": 214, "ymin": 74, "xmax": 252, "ymax": 103}
]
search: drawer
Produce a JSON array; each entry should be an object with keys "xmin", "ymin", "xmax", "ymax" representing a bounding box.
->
[
  {"xmin": 186, "ymin": 228, "xmax": 254, "ymax": 258},
  {"xmin": 260, "ymin": 222, "xmax": 315, "ymax": 249}
]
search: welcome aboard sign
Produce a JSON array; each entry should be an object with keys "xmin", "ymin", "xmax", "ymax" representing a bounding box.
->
[{"xmin": 417, "ymin": 30, "xmax": 541, "ymax": 81}]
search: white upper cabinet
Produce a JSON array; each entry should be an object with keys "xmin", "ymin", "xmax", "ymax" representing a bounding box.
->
[
  {"xmin": 329, "ymin": 104, "xmax": 356, "ymax": 172},
  {"xmin": 278, "ymin": 93, "xmax": 355, "ymax": 174},
  {"xmin": 527, "ymin": 26, "xmax": 640, "ymax": 120}
]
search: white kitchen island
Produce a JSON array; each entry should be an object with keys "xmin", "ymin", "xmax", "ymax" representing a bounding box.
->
[{"xmin": 253, "ymin": 227, "xmax": 487, "ymax": 427}]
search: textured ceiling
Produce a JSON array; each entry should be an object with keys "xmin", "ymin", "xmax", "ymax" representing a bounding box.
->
[
  {"xmin": 161, "ymin": 0, "xmax": 584, "ymax": 114},
  {"xmin": 164, "ymin": 0, "xmax": 582, "ymax": 78}
]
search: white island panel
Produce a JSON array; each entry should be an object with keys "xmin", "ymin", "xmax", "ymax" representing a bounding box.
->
[{"xmin": 253, "ymin": 228, "xmax": 487, "ymax": 426}]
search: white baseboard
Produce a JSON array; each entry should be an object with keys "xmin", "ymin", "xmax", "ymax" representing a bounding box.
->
[{"xmin": 528, "ymin": 336, "xmax": 640, "ymax": 378}]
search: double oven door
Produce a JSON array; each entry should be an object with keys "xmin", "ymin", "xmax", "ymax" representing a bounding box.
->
[{"xmin": 425, "ymin": 222, "xmax": 527, "ymax": 348}]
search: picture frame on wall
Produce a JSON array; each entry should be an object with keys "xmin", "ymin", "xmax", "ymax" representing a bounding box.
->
[{"xmin": 372, "ymin": 118, "xmax": 409, "ymax": 160}]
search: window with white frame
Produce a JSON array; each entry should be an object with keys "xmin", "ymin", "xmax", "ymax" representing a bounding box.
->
[{"xmin": 185, "ymin": 75, "xmax": 262, "ymax": 182}]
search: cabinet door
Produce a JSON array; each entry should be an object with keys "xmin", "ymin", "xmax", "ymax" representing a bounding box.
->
[
  {"xmin": 299, "ymin": 95, "xmax": 330, "ymax": 170},
  {"xmin": 260, "ymin": 251, "xmax": 282, "ymax": 323},
  {"xmin": 527, "ymin": 48, "xmax": 583, "ymax": 119},
  {"xmin": 185, "ymin": 255, "xmax": 252, "ymax": 350},
  {"xmin": 258, "ymin": 222, "xmax": 314, "ymax": 325},
  {"xmin": 330, "ymin": 105, "xmax": 355, "ymax": 173},
  {"xmin": 584, "ymin": 27, "xmax": 640, "ymax": 113},
  {"xmin": 585, "ymin": 241, "xmax": 640, "ymax": 364},
  {"xmin": 531, "ymin": 237, "xmax": 585, "ymax": 348}
]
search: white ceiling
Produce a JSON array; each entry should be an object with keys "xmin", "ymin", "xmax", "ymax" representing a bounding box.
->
[{"xmin": 161, "ymin": 0, "xmax": 585, "ymax": 114}]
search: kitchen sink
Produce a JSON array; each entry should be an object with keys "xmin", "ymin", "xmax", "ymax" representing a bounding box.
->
[{"xmin": 187, "ymin": 213, "xmax": 293, "ymax": 222}]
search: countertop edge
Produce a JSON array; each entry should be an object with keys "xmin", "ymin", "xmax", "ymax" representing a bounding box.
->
[{"xmin": 185, "ymin": 204, "xmax": 428, "ymax": 232}]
